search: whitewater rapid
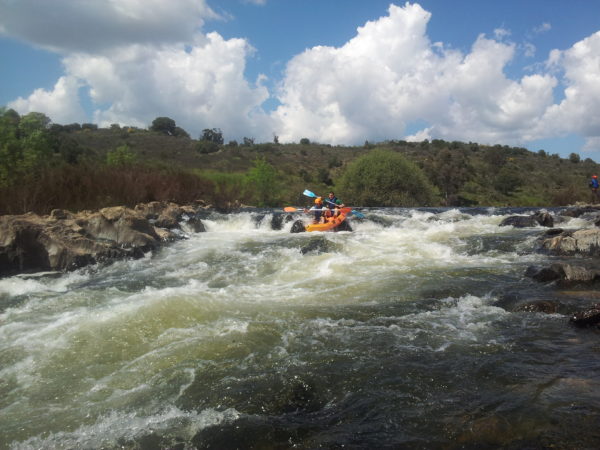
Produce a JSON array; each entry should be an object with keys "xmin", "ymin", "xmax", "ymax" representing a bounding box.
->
[{"xmin": 1, "ymin": 207, "xmax": 599, "ymax": 449}]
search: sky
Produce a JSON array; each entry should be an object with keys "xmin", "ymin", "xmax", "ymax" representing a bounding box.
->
[{"xmin": 1, "ymin": 0, "xmax": 600, "ymax": 159}]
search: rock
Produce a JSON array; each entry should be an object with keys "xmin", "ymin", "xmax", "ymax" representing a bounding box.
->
[
  {"xmin": 533, "ymin": 211, "xmax": 554, "ymax": 227},
  {"xmin": 290, "ymin": 220, "xmax": 306, "ymax": 233},
  {"xmin": 526, "ymin": 262, "xmax": 600, "ymax": 284},
  {"xmin": 500, "ymin": 211, "xmax": 553, "ymax": 228},
  {"xmin": 570, "ymin": 303, "xmax": 600, "ymax": 327},
  {"xmin": 300, "ymin": 237, "xmax": 330, "ymax": 254},
  {"xmin": 0, "ymin": 201, "xmax": 208, "ymax": 277},
  {"xmin": 560, "ymin": 206, "xmax": 600, "ymax": 218},
  {"xmin": 516, "ymin": 301, "xmax": 559, "ymax": 314},
  {"xmin": 525, "ymin": 265, "xmax": 562, "ymax": 282},
  {"xmin": 541, "ymin": 229, "xmax": 600, "ymax": 256}
]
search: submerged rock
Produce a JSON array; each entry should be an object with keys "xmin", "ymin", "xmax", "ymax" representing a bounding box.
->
[{"xmin": 570, "ymin": 303, "xmax": 600, "ymax": 327}]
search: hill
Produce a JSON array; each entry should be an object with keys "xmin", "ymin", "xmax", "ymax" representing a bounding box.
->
[{"xmin": 1, "ymin": 110, "xmax": 599, "ymax": 214}]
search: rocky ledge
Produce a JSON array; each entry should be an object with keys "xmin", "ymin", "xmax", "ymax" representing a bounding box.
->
[
  {"xmin": 0, "ymin": 201, "xmax": 209, "ymax": 277},
  {"xmin": 512, "ymin": 205, "xmax": 600, "ymax": 328}
]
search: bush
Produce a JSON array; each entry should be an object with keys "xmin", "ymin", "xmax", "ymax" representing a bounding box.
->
[{"xmin": 336, "ymin": 149, "xmax": 439, "ymax": 206}]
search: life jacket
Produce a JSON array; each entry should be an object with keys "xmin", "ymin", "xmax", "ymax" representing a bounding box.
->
[
  {"xmin": 326, "ymin": 196, "xmax": 339, "ymax": 210},
  {"xmin": 591, "ymin": 178, "xmax": 599, "ymax": 189}
]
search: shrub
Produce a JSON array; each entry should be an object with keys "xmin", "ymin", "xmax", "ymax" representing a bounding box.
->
[{"xmin": 337, "ymin": 149, "xmax": 439, "ymax": 206}]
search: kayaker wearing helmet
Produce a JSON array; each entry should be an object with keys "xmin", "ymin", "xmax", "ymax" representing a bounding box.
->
[
  {"xmin": 590, "ymin": 175, "xmax": 599, "ymax": 203},
  {"xmin": 304, "ymin": 197, "xmax": 325, "ymax": 224}
]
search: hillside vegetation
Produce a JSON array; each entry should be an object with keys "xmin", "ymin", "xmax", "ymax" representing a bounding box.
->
[{"xmin": 1, "ymin": 109, "xmax": 598, "ymax": 215}]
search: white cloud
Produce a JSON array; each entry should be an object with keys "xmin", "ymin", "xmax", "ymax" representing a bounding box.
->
[
  {"xmin": 272, "ymin": 3, "xmax": 558, "ymax": 146},
  {"xmin": 534, "ymin": 22, "xmax": 552, "ymax": 34},
  {"xmin": 0, "ymin": 0, "xmax": 217, "ymax": 53},
  {"xmin": 541, "ymin": 31, "xmax": 600, "ymax": 150},
  {"xmin": 8, "ymin": 76, "xmax": 85, "ymax": 124},
  {"xmin": 61, "ymin": 34, "xmax": 271, "ymax": 139},
  {"xmin": 3, "ymin": 1, "xmax": 600, "ymax": 153}
]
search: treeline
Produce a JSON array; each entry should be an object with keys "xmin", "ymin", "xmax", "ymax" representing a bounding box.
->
[{"xmin": 1, "ymin": 108, "xmax": 598, "ymax": 215}]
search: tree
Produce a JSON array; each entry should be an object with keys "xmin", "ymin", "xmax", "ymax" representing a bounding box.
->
[
  {"xmin": 201, "ymin": 128, "xmax": 224, "ymax": 144},
  {"xmin": 337, "ymin": 149, "xmax": 438, "ymax": 206},
  {"xmin": 569, "ymin": 152, "xmax": 581, "ymax": 163},
  {"xmin": 19, "ymin": 112, "xmax": 51, "ymax": 137},
  {"xmin": 299, "ymin": 137, "xmax": 310, "ymax": 145},
  {"xmin": 106, "ymin": 144, "xmax": 137, "ymax": 166},
  {"xmin": 150, "ymin": 117, "xmax": 177, "ymax": 135},
  {"xmin": 246, "ymin": 157, "xmax": 278, "ymax": 206}
]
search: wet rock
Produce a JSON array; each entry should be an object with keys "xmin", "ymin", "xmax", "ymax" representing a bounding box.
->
[
  {"xmin": 570, "ymin": 303, "xmax": 600, "ymax": 327},
  {"xmin": 500, "ymin": 211, "xmax": 553, "ymax": 228},
  {"xmin": 541, "ymin": 229, "xmax": 600, "ymax": 256},
  {"xmin": 0, "ymin": 201, "xmax": 209, "ymax": 277},
  {"xmin": 516, "ymin": 301, "xmax": 560, "ymax": 314},
  {"xmin": 300, "ymin": 237, "xmax": 330, "ymax": 254},
  {"xmin": 560, "ymin": 205, "xmax": 600, "ymax": 218},
  {"xmin": 270, "ymin": 213, "xmax": 293, "ymax": 230},
  {"xmin": 526, "ymin": 262, "xmax": 600, "ymax": 284},
  {"xmin": 290, "ymin": 220, "xmax": 306, "ymax": 233},
  {"xmin": 334, "ymin": 220, "xmax": 353, "ymax": 232}
]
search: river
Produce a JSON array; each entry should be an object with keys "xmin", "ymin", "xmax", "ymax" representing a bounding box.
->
[{"xmin": 1, "ymin": 207, "xmax": 599, "ymax": 449}]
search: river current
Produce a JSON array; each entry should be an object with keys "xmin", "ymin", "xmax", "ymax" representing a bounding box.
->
[{"xmin": 1, "ymin": 207, "xmax": 599, "ymax": 449}]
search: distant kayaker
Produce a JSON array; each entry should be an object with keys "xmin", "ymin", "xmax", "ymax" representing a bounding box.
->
[
  {"xmin": 325, "ymin": 191, "xmax": 345, "ymax": 217},
  {"xmin": 590, "ymin": 175, "xmax": 599, "ymax": 203}
]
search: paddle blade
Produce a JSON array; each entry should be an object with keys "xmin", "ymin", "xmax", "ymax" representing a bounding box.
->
[
  {"xmin": 303, "ymin": 189, "xmax": 317, "ymax": 198},
  {"xmin": 351, "ymin": 210, "xmax": 365, "ymax": 218},
  {"xmin": 284, "ymin": 207, "xmax": 298, "ymax": 212}
]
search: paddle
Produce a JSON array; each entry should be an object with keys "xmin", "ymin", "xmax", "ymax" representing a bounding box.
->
[
  {"xmin": 284, "ymin": 206, "xmax": 327, "ymax": 212},
  {"xmin": 302, "ymin": 189, "xmax": 365, "ymax": 218}
]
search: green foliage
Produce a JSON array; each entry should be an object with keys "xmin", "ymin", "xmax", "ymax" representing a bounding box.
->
[
  {"xmin": 569, "ymin": 152, "xmax": 581, "ymax": 163},
  {"xmin": 106, "ymin": 145, "xmax": 137, "ymax": 166},
  {"xmin": 246, "ymin": 157, "xmax": 279, "ymax": 206},
  {"xmin": 201, "ymin": 128, "xmax": 224, "ymax": 144},
  {"xmin": 299, "ymin": 138, "xmax": 310, "ymax": 145},
  {"xmin": 336, "ymin": 149, "xmax": 439, "ymax": 206},
  {"xmin": 150, "ymin": 117, "xmax": 177, "ymax": 135},
  {"xmin": 196, "ymin": 140, "xmax": 220, "ymax": 154}
]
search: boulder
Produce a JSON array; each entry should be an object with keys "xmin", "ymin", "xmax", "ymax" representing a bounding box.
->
[
  {"xmin": 290, "ymin": 220, "xmax": 306, "ymax": 233},
  {"xmin": 499, "ymin": 211, "xmax": 553, "ymax": 228},
  {"xmin": 0, "ymin": 202, "xmax": 208, "ymax": 277},
  {"xmin": 570, "ymin": 303, "xmax": 600, "ymax": 327},
  {"xmin": 525, "ymin": 262, "xmax": 600, "ymax": 284},
  {"xmin": 541, "ymin": 229, "xmax": 600, "ymax": 256}
]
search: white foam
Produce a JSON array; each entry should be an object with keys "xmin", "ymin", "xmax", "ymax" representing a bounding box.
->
[{"xmin": 10, "ymin": 406, "xmax": 241, "ymax": 450}]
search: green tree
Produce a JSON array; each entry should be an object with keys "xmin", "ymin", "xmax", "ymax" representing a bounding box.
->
[
  {"xmin": 106, "ymin": 144, "xmax": 137, "ymax": 166},
  {"xmin": 19, "ymin": 112, "xmax": 51, "ymax": 137},
  {"xmin": 569, "ymin": 152, "xmax": 581, "ymax": 163},
  {"xmin": 201, "ymin": 128, "xmax": 224, "ymax": 144},
  {"xmin": 150, "ymin": 117, "xmax": 177, "ymax": 135},
  {"xmin": 337, "ymin": 149, "xmax": 439, "ymax": 206},
  {"xmin": 246, "ymin": 157, "xmax": 278, "ymax": 206}
]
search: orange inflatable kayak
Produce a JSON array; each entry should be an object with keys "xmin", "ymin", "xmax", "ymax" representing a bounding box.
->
[{"xmin": 305, "ymin": 207, "xmax": 352, "ymax": 232}]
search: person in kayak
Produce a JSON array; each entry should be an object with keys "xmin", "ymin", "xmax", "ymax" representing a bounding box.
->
[
  {"xmin": 325, "ymin": 191, "xmax": 345, "ymax": 218},
  {"xmin": 304, "ymin": 197, "xmax": 325, "ymax": 224},
  {"xmin": 590, "ymin": 175, "xmax": 599, "ymax": 203}
]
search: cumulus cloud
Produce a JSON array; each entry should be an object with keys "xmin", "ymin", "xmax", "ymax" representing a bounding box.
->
[
  {"xmin": 62, "ymin": 34, "xmax": 271, "ymax": 138},
  {"xmin": 0, "ymin": 0, "xmax": 217, "ymax": 53},
  {"xmin": 8, "ymin": 76, "xmax": 85, "ymax": 124},
  {"xmin": 541, "ymin": 31, "xmax": 600, "ymax": 150},
  {"xmin": 272, "ymin": 3, "xmax": 558, "ymax": 146},
  {"xmin": 3, "ymin": 1, "xmax": 600, "ymax": 152}
]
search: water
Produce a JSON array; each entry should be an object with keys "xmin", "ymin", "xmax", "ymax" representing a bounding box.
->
[{"xmin": 1, "ymin": 208, "xmax": 599, "ymax": 449}]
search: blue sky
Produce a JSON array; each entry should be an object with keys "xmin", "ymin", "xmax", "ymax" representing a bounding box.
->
[{"xmin": 1, "ymin": 0, "xmax": 600, "ymax": 159}]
